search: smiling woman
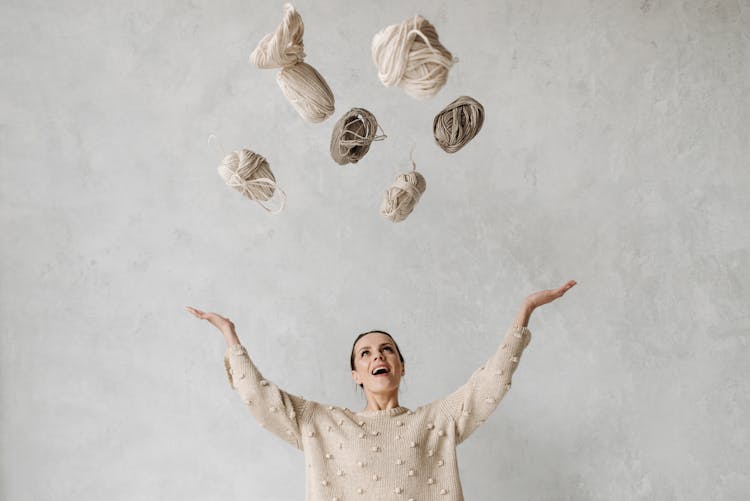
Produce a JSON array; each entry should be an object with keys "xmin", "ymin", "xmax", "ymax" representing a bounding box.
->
[
  {"xmin": 186, "ymin": 280, "xmax": 575, "ymax": 501},
  {"xmin": 350, "ymin": 330, "xmax": 405, "ymax": 382}
]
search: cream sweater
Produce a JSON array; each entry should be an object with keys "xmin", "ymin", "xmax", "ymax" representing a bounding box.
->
[{"xmin": 223, "ymin": 325, "xmax": 532, "ymax": 501}]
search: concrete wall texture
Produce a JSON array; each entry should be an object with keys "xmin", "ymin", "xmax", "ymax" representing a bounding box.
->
[{"xmin": 1, "ymin": 0, "xmax": 748, "ymax": 499}]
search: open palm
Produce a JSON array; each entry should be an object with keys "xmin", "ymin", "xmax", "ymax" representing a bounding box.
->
[
  {"xmin": 525, "ymin": 280, "xmax": 577, "ymax": 309},
  {"xmin": 185, "ymin": 306, "xmax": 235, "ymax": 334}
]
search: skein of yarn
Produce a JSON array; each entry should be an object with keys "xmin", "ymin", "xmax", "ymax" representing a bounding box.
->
[
  {"xmin": 217, "ymin": 149, "xmax": 287, "ymax": 213},
  {"xmin": 277, "ymin": 63, "xmax": 335, "ymax": 123},
  {"xmin": 433, "ymin": 96, "xmax": 485, "ymax": 153},
  {"xmin": 380, "ymin": 162, "xmax": 427, "ymax": 223},
  {"xmin": 250, "ymin": 3, "xmax": 335, "ymax": 123},
  {"xmin": 249, "ymin": 5, "xmax": 305, "ymax": 69},
  {"xmin": 372, "ymin": 15, "xmax": 457, "ymax": 100},
  {"xmin": 330, "ymin": 108, "xmax": 386, "ymax": 165}
]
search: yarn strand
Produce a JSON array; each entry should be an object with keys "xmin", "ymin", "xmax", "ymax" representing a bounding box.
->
[
  {"xmin": 222, "ymin": 172, "xmax": 288, "ymax": 214},
  {"xmin": 208, "ymin": 133, "xmax": 226, "ymax": 157}
]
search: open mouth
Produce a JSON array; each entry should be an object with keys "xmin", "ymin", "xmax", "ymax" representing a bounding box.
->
[{"xmin": 371, "ymin": 367, "xmax": 390, "ymax": 376}]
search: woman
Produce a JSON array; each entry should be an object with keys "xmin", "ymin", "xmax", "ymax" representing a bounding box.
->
[{"xmin": 186, "ymin": 279, "xmax": 576, "ymax": 500}]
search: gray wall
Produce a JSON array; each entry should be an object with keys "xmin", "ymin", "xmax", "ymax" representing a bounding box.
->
[{"xmin": 1, "ymin": 0, "xmax": 748, "ymax": 499}]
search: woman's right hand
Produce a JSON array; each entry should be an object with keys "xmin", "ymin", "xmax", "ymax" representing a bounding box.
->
[
  {"xmin": 523, "ymin": 280, "xmax": 577, "ymax": 310},
  {"xmin": 185, "ymin": 306, "xmax": 236, "ymax": 336}
]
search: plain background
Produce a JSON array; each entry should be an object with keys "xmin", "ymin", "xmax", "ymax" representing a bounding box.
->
[{"xmin": 1, "ymin": 0, "xmax": 748, "ymax": 499}]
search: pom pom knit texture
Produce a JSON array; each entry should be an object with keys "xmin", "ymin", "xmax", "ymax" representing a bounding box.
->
[{"xmin": 224, "ymin": 325, "xmax": 531, "ymax": 501}]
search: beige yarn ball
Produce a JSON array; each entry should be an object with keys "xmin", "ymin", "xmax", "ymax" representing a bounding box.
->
[
  {"xmin": 250, "ymin": 3, "xmax": 335, "ymax": 123},
  {"xmin": 218, "ymin": 149, "xmax": 286, "ymax": 213},
  {"xmin": 380, "ymin": 169, "xmax": 427, "ymax": 222},
  {"xmin": 433, "ymin": 96, "xmax": 485, "ymax": 153},
  {"xmin": 329, "ymin": 108, "xmax": 385, "ymax": 165},
  {"xmin": 249, "ymin": 3, "xmax": 305, "ymax": 69},
  {"xmin": 372, "ymin": 15, "xmax": 456, "ymax": 100},
  {"xmin": 277, "ymin": 62, "xmax": 335, "ymax": 123}
]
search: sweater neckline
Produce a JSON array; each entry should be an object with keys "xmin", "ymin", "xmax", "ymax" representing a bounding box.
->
[{"xmin": 353, "ymin": 406, "xmax": 410, "ymax": 417}]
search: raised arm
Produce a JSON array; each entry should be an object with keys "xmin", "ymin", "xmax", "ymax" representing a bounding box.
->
[
  {"xmin": 439, "ymin": 280, "xmax": 576, "ymax": 444},
  {"xmin": 186, "ymin": 307, "xmax": 310, "ymax": 450}
]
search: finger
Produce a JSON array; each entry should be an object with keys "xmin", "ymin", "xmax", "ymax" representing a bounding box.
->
[
  {"xmin": 187, "ymin": 307, "xmax": 209, "ymax": 319},
  {"xmin": 558, "ymin": 280, "xmax": 576, "ymax": 295}
]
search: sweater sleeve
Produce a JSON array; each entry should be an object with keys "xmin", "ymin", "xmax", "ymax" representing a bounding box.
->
[
  {"xmin": 438, "ymin": 325, "xmax": 532, "ymax": 444},
  {"xmin": 224, "ymin": 344, "xmax": 309, "ymax": 450}
]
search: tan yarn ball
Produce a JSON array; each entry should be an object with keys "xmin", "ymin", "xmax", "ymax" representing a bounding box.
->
[
  {"xmin": 372, "ymin": 15, "xmax": 456, "ymax": 100},
  {"xmin": 380, "ymin": 169, "xmax": 427, "ymax": 223},
  {"xmin": 433, "ymin": 96, "xmax": 485, "ymax": 153},
  {"xmin": 250, "ymin": 3, "xmax": 335, "ymax": 123},
  {"xmin": 329, "ymin": 108, "xmax": 385, "ymax": 165},
  {"xmin": 218, "ymin": 149, "xmax": 277, "ymax": 202}
]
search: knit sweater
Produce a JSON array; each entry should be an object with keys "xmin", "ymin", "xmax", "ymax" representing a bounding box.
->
[{"xmin": 223, "ymin": 325, "xmax": 532, "ymax": 501}]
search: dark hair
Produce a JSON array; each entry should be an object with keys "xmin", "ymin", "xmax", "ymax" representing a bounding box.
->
[{"xmin": 350, "ymin": 330, "xmax": 405, "ymax": 388}]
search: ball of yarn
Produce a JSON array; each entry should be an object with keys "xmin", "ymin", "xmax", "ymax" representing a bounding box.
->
[
  {"xmin": 372, "ymin": 15, "xmax": 456, "ymax": 100},
  {"xmin": 249, "ymin": 3, "xmax": 305, "ymax": 69},
  {"xmin": 330, "ymin": 108, "xmax": 385, "ymax": 165},
  {"xmin": 277, "ymin": 62, "xmax": 335, "ymax": 123},
  {"xmin": 433, "ymin": 96, "xmax": 485, "ymax": 153},
  {"xmin": 218, "ymin": 149, "xmax": 286, "ymax": 212},
  {"xmin": 380, "ymin": 169, "xmax": 427, "ymax": 223},
  {"xmin": 250, "ymin": 3, "xmax": 335, "ymax": 123}
]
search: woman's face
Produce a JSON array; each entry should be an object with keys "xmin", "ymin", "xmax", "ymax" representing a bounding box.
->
[{"xmin": 351, "ymin": 332, "xmax": 404, "ymax": 394}]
